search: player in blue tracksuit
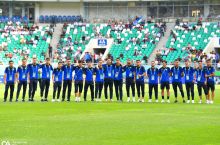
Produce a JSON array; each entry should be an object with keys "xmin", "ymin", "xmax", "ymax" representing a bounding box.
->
[
  {"xmin": 40, "ymin": 58, "xmax": 53, "ymax": 101},
  {"xmin": 135, "ymin": 60, "xmax": 146, "ymax": 102},
  {"xmin": 113, "ymin": 58, "xmax": 124, "ymax": 101},
  {"xmin": 27, "ymin": 57, "xmax": 40, "ymax": 101},
  {"xmin": 103, "ymin": 58, "xmax": 114, "ymax": 101},
  {"xmin": 61, "ymin": 59, "xmax": 74, "ymax": 101},
  {"xmin": 204, "ymin": 59, "xmax": 215, "ymax": 104},
  {"xmin": 147, "ymin": 61, "xmax": 159, "ymax": 103},
  {"xmin": 183, "ymin": 60, "xmax": 195, "ymax": 103},
  {"xmin": 16, "ymin": 58, "xmax": 28, "ymax": 102},
  {"xmin": 124, "ymin": 59, "xmax": 136, "ymax": 102},
  {"xmin": 170, "ymin": 59, "xmax": 185, "ymax": 103},
  {"xmin": 94, "ymin": 59, "xmax": 104, "ymax": 101},
  {"xmin": 83, "ymin": 61, "xmax": 94, "ymax": 101},
  {"xmin": 195, "ymin": 60, "xmax": 208, "ymax": 104},
  {"xmin": 52, "ymin": 62, "xmax": 63, "ymax": 102},
  {"xmin": 74, "ymin": 60, "xmax": 84, "ymax": 102},
  {"xmin": 158, "ymin": 60, "xmax": 171, "ymax": 103},
  {"xmin": 4, "ymin": 60, "xmax": 16, "ymax": 102}
]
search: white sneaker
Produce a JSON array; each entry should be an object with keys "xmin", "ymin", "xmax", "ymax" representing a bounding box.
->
[
  {"xmin": 192, "ymin": 100, "xmax": 195, "ymax": 104},
  {"xmin": 187, "ymin": 100, "xmax": 190, "ymax": 104},
  {"xmin": 199, "ymin": 100, "xmax": 202, "ymax": 104},
  {"xmin": 78, "ymin": 97, "xmax": 81, "ymax": 102},
  {"xmin": 105, "ymin": 99, "xmax": 108, "ymax": 102},
  {"xmin": 75, "ymin": 97, "xmax": 78, "ymax": 102},
  {"xmin": 148, "ymin": 99, "xmax": 152, "ymax": 103},
  {"xmin": 161, "ymin": 99, "xmax": 165, "ymax": 103},
  {"xmin": 52, "ymin": 99, "xmax": 55, "ymax": 102},
  {"xmin": 155, "ymin": 100, "xmax": 159, "ymax": 103},
  {"xmin": 57, "ymin": 99, "xmax": 60, "ymax": 102},
  {"xmin": 210, "ymin": 100, "xmax": 214, "ymax": 104},
  {"xmin": 127, "ymin": 97, "xmax": 130, "ymax": 102},
  {"xmin": 138, "ymin": 98, "xmax": 141, "ymax": 102},
  {"xmin": 110, "ymin": 99, "xmax": 114, "ymax": 102},
  {"xmin": 167, "ymin": 100, "xmax": 170, "ymax": 103},
  {"xmin": 132, "ymin": 97, "xmax": 136, "ymax": 102},
  {"xmin": 141, "ymin": 99, "xmax": 145, "ymax": 103},
  {"xmin": 206, "ymin": 100, "xmax": 210, "ymax": 104}
]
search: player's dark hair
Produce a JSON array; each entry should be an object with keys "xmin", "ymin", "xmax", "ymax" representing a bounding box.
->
[
  {"xmin": 9, "ymin": 60, "xmax": 13, "ymax": 63},
  {"xmin": 162, "ymin": 60, "xmax": 167, "ymax": 64},
  {"xmin": 46, "ymin": 57, "xmax": 50, "ymax": 61},
  {"xmin": 206, "ymin": 59, "xmax": 211, "ymax": 62}
]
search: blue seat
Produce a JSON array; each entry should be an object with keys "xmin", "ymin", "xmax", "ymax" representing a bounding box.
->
[{"xmin": 39, "ymin": 15, "xmax": 44, "ymax": 23}]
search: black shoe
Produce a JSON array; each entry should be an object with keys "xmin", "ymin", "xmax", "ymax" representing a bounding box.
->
[
  {"xmin": 67, "ymin": 99, "xmax": 70, "ymax": 102},
  {"xmin": 62, "ymin": 99, "xmax": 65, "ymax": 102},
  {"xmin": 44, "ymin": 99, "xmax": 48, "ymax": 102},
  {"xmin": 183, "ymin": 100, "xmax": 186, "ymax": 103},
  {"xmin": 174, "ymin": 100, "xmax": 178, "ymax": 103},
  {"xmin": 9, "ymin": 99, "xmax": 12, "ymax": 102},
  {"xmin": 41, "ymin": 99, "xmax": 44, "ymax": 102},
  {"xmin": 16, "ymin": 99, "xmax": 18, "ymax": 102},
  {"xmin": 3, "ymin": 99, "xmax": 6, "ymax": 102},
  {"xmin": 22, "ymin": 99, "xmax": 25, "ymax": 102},
  {"xmin": 29, "ymin": 98, "xmax": 32, "ymax": 101}
]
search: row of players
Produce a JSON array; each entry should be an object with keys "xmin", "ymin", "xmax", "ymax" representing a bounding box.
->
[{"xmin": 3, "ymin": 57, "xmax": 215, "ymax": 104}]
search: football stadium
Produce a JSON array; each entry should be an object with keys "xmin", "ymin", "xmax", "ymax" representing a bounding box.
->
[{"xmin": 0, "ymin": 0, "xmax": 220, "ymax": 145}]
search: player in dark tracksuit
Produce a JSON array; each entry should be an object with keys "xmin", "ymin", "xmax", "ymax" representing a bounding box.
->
[
  {"xmin": 94, "ymin": 60, "xmax": 104, "ymax": 101},
  {"xmin": 103, "ymin": 58, "xmax": 114, "ymax": 101},
  {"xmin": 171, "ymin": 59, "xmax": 185, "ymax": 103},
  {"xmin": 52, "ymin": 62, "xmax": 63, "ymax": 102},
  {"xmin": 40, "ymin": 58, "xmax": 53, "ymax": 102},
  {"xmin": 204, "ymin": 59, "xmax": 215, "ymax": 104},
  {"xmin": 183, "ymin": 60, "xmax": 195, "ymax": 104},
  {"xmin": 61, "ymin": 59, "xmax": 74, "ymax": 102},
  {"xmin": 113, "ymin": 58, "xmax": 124, "ymax": 102},
  {"xmin": 147, "ymin": 61, "xmax": 159, "ymax": 103},
  {"xmin": 83, "ymin": 61, "xmax": 94, "ymax": 101},
  {"xmin": 16, "ymin": 58, "xmax": 28, "ymax": 102},
  {"xmin": 158, "ymin": 60, "xmax": 171, "ymax": 103},
  {"xmin": 195, "ymin": 60, "xmax": 208, "ymax": 104},
  {"xmin": 4, "ymin": 60, "xmax": 16, "ymax": 102},
  {"xmin": 27, "ymin": 57, "xmax": 40, "ymax": 101},
  {"xmin": 73, "ymin": 60, "xmax": 84, "ymax": 102},
  {"xmin": 124, "ymin": 59, "xmax": 135, "ymax": 102},
  {"xmin": 135, "ymin": 60, "xmax": 146, "ymax": 102}
]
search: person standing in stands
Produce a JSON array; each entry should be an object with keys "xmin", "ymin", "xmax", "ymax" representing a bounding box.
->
[
  {"xmin": 147, "ymin": 61, "xmax": 159, "ymax": 103},
  {"xmin": 73, "ymin": 60, "xmax": 84, "ymax": 102},
  {"xmin": 183, "ymin": 60, "xmax": 195, "ymax": 104},
  {"xmin": 16, "ymin": 58, "xmax": 28, "ymax": 102},
  {"xmin": 83, "ymin": 61, "xmax": 94, "ymax": 101},
  {"xmin": 94, "ymin": 59, "xmax": 104, "ymax": 102},
  {"xmin": 27, "ymin": 57, "xmax": 40, "ymax": 101},
  {"xmin": 103, "ymin": 58, "xmax": 114, "ymax": 101},
  {"xmin": 113, "ymin": 58, "xmax": 124, "ymax": 102},
  {"xmin": 52, "ymin": 61, "xmax": 63, "ymax": 102},
  {"xmin": 158, "ymin": 60, "xmax": 171, "ymax": 103},
  {"xmin": 196, "ymin": 60, "xmax": 208, "ymax": 104},
  {"xmin": 205, "ymin": 59, "xmax": 215, "ymax": 104},
  {"xmin": 40, "ymin": 58, "xmax": 53, "ymax": 102},
  {"xmin": 4, "ymin": 60, "xmax": 16, "ymax": 102},
  {"xmin": 124, "ymin": 59, "xmax": 136, "ymax": 102},
  {"xmin": 135, "ymin": 60, "xmax": 146, "ymax": 102},
  {"xmin": 62, "ymin": 58, "xmax": 74, "ymax": 102},
  {"xmin": 171, "ymin": 59, "xmax": 185, "ymax": 103}
]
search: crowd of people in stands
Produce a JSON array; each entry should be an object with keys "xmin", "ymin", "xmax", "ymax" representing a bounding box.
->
[
  {"xmin": 0, "ymin": 20, "xmax": 53, "ymax": 64},
  {"xmin": 54, "ymin": 17, "xmax": 166, "ymax": 63}
]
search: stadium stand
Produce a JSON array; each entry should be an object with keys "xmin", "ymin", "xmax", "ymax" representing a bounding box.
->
[
  {"xmin": 39, "ymin": 15, "xmax": 82, "ymax": 23},
  {"xmin": 162, "ymin": 22, "xmax": 220, "ymax": 63},
  {"xmin": 55, "ymin": 21, "xmax": 166, "ymax": 63},
  {"xmin": 0, "ymin": 21, "xmax": 53, "ymax": 65}
]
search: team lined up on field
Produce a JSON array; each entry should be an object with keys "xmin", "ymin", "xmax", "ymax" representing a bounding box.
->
[{"xmin": 3, "ymin": 57, "xmax": 215, "ymax": 104}]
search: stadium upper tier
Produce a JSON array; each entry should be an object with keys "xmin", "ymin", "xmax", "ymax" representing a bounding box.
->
[
  {"xmin": 0, "ymin": 22, "xmax": 53, "ymax": 65},
  {"xmin": 163, "ymin": 22, "xmax": 220, "ymax": 63},
  {"xmin": 58, "ymin": 22, "xmax": 164, "ymax": 62}
]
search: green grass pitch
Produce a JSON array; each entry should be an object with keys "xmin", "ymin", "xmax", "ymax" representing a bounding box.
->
[{"xmin": 0, "ymin": 84, "xmax": 220, "ymax": 145}]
